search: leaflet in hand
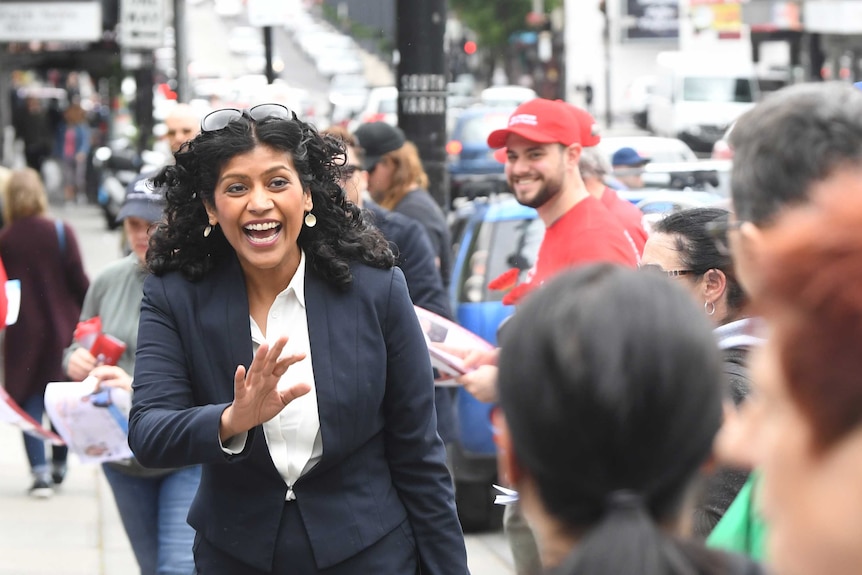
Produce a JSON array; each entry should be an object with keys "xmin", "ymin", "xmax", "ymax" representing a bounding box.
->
[
  {"xmin": 0, "ymin": 387, "xmax": 64, "ymax": 444},
  {"xmin": 414, "ymin": 306, "xmax": 495, "ymax": 386},
  {"xmin": 44, "ymin": 378, "xmax": 132, "ymax": 464}
]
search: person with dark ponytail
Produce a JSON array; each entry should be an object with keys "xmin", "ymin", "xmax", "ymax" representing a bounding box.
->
[{"xmin": 494, "ymin": 265, "xmax": 765, "ymax": 575}]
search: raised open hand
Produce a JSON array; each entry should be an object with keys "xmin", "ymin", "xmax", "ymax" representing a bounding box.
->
[{"xmin": 219, "ymin": 336, "xmax": 311, "ymax": 441}]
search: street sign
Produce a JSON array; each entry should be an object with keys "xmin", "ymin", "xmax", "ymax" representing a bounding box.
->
[
  {"xmin": 121, "ymin": 0, "xmax": 165, "ymax": 49},
  {"xmin": 247, "ymin": 0, "xmax": 292, "ymax": 27},
  {"xmin": 0, "ymin": 2, "xmax": 101, "ymax": 42}
]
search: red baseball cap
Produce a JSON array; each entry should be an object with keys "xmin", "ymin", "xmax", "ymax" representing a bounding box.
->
[
  {"xmin": 565, "ymin": 104, "xmax": 601, "ymax": 147},
  {"xmin": 487, "ymin": 98, "xmax": 597, "ymax": 149}
]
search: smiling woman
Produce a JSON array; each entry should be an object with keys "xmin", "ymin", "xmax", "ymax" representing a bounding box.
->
[{"xmin": 130, "ymin": 108, "xmax": 469, "ymax": 575}]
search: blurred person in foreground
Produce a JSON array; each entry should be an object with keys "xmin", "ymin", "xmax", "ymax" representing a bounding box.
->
[
  {"xmin": 727, "ymin": 81, "xmax": 862, "ymax": 300},
  {"xmin": 0, "ymin": 168, "xmax": 89, "ymax": 497},
  {"xmin": 705, "ymin": 81, "xmax": 862, "ymax": 562},
  {"xmin": 746, "ymin": 170, "xmax": 862, "ymax": 575},
  {"xmin": 494, "ymin": 264, "xmax": 765, "ymax": 575},
  {"xmin": 714, "ymin": 81, "xmax": 862, "ymax": 473},
  {"xmin": 63, "ymin": 185, "xmax": 200, "ymax": 575},
  {"xmin": 127, "ymin": 104, "xmax": 468, "ymax": 574},
  {"xmin": 641, "ymin": 207, "xmax": 760, "ymax": 536},
  {"xmin": 353, "ymin": 121, "xmax": 453, "ymax": 289},
  {"xmin": 323, "ymin": 126, "xmax": 458, "ymax": 447}
]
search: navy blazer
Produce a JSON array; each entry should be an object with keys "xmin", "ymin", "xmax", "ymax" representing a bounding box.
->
[{"xmin": 128, "ymin": 255, "xmax": 468, "ymax": 573}]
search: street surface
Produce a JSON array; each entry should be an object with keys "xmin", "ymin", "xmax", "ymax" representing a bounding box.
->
[{"xmin": 0, "ymin": 203, "xmax": 514, "ymax": 573}]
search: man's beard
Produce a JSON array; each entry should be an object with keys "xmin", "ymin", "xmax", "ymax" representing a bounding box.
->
[{"xmin": 512, "ymin": 176, "xmax": 562, "ymax": 209}]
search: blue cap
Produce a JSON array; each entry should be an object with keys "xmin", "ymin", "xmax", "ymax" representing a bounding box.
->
[
  {"xmin": 855, "ymin": 82, "xmax": 862, "ymax": 91},
  {"xmin": 612, "ymin": 147, "xmax": 651, "ymax": 167}
]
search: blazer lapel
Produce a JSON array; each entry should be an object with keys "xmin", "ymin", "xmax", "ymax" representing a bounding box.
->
[
  {"xmin": 304, "ymin": 270, "xmax": 340, "ymax": 468},
  {"xmin": 198, "ymin": 255, "xmax": 254, "ymax": 403}
]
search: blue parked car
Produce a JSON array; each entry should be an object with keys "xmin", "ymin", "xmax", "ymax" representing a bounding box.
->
[
  {"xmin": 446, "ymin": 106, "xmax": 513, "ymax": 204},
  {"xmin": 447, "ymin": 194, "xmax": 543, "ymax": 531}
]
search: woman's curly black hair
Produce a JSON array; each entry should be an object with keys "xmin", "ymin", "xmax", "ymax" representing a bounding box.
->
[{"xmin": 147, "ymin": 112, "xmax": 394, "ymax": 287}]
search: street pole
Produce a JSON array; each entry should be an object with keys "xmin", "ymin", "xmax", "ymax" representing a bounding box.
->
[
  {"xmin": 396, "ymin": 0, "xmax": 449, "ymax": 208},
  {"xmin": 173, "ymin": 0, "xmax": 189, "ymax": 102},
  {"xmin": 264, "ymin": 26, "xmax": 275, "ymax": 84},
  {"xmin": 603, "ymin": 7, "xmax": 612, "ymax": 128}
]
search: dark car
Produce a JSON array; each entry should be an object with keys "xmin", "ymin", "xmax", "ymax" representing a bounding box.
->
[
  {"xmin": 446, "ymin": 107, "xmax": 513, "ymax": 204},
  {"xmin": 447, "ymin": 194, "xmax": 543, "ymax": 532}
]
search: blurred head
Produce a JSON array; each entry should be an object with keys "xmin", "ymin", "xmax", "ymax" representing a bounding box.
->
[
  {"xmin": 642, "ymin": 207, "xmax": 747, "ymax": 326},
  {"xmin": 611, "ymin": 147, "xmax": 650, "ymax": 190},
  {"xmin": 357, "ymin": 127, "xmax": 427, "ymax": 210},
  {"xmin": 321, "ymin": 125, "xmax": 366, "ymax": 206},
  {"xmin": 729, "ymin": 82, "xmax": 862, "ymax": 295},
  {"xmin": 149, "ymin": 105, "xmax": 393, "ymax": 285},
  {"xmin": 496, "ymin": 265, "xmax": 723, "ymax": 572},
  {"xmin": 4, "ymin": 168, "xmax": 48, "ymax": 223},
  {"xmin": 63, "ymin": 100, "xmax": 86, "ymax": 124},
  {"xmin": 747, "ymin": 169, "xmax": 862, "ymax": 575},
  {"xmin": 164, "ymin": 104, "xmax": 202, "ymax": 154},
  {"xmin": 578, "ymin": 146, "xmax": 612, "ymax": 199},
  {"xmin": 116, "ymin": 180, "xmax": 166, "ymax": 262}
]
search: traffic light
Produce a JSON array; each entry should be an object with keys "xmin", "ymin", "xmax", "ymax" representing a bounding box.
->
[{"xmin": 463, "ymin": 40, "xmax": 477, "ymax": 55}]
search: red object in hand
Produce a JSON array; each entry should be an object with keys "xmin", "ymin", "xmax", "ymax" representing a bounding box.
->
[
  {"xmin": 488, "ymin": 268, "xmax": 520, "ymax": 291},
  {"xmin": 74, "ymin": 317, "xmax": 102, "ymax": 350},
  {"xmin": 89, "ymin": 333, "xmax": 127, "ymax": 367}
]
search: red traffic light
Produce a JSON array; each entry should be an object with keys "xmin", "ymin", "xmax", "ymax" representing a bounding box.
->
[{"xmin": 463, "ymin": 40, "xmax": 477, "ymax": 55}]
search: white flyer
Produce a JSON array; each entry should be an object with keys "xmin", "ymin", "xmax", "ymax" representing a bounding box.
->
[
  {"xmin": 44, "ymin": 378, "xmax": 133, "ymax": 463},
  {"xmin": 414, "ymin": 306, "xmax": 496, "ymax": 386}
]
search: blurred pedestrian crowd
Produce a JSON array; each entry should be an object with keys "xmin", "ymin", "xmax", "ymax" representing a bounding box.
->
[{"xmin": 11, "ymin": 71, "xmax": 111, "ymax": 207}]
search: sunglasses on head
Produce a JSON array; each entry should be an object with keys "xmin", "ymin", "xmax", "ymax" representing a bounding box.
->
[{"xmin": 200, "ymin": 103, "xmax": 293, "ymax": 133}]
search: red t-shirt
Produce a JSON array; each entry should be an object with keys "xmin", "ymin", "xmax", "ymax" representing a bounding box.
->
[
  {"xmin": 502, "ymin": 196, "xmax": 639, "ymax": 305},
  {"xmin": 601, "ymin": 187, "xmax": 648, "ymax": 255}
]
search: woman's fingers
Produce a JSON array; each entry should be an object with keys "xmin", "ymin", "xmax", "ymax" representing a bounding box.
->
[
  {"xmin": 234, "ymin": 364, "xmax": 247, "ymax": 388},
  {"xmin": 278, "ymin": 383, "xmax": 311, "ymax": 406}
]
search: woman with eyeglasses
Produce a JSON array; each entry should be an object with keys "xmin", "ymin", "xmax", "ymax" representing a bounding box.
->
[
  {"xmin": 127, "ymin": 105, "xmax": 468, "ymax": 574},
  {"xmin": 641, "ymin": 207, "xmax": 762, "ymax": 538},
  {"xmin": 494, "ymin": 265, "xmax": 765, "ymax": 575}
]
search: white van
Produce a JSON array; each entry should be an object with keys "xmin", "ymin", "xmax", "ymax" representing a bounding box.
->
[{"xmin": 647, "ymin": 52, "xmax": 759, "ymax": 153}]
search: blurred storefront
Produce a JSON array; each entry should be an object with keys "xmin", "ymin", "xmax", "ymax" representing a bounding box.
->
[{"xmin": 0, "ymin": 0, "xmax": 171, "ymax": 167}]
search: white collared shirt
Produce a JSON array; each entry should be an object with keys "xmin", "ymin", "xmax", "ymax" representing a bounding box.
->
[{"xmin": 221, "ymin": 250, "xmax": 323, "ymax": 501}]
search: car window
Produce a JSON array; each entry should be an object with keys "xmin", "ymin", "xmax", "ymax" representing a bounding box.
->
[
  {"xmin": 458, "ymin": 216, "xmax": 544, "ymax": 303},
  {"xmin": 458, "ymin": 113, "xmax": 510, "ymax": 144},
  {"xmin": 682, "ymin": 77, "xmax": 754, "ymax": 103}
]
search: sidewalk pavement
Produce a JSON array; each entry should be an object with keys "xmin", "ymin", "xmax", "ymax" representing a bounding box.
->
[{"xmin": 0, "ymin": 422, "xmax": 136, "ymax": 574}]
